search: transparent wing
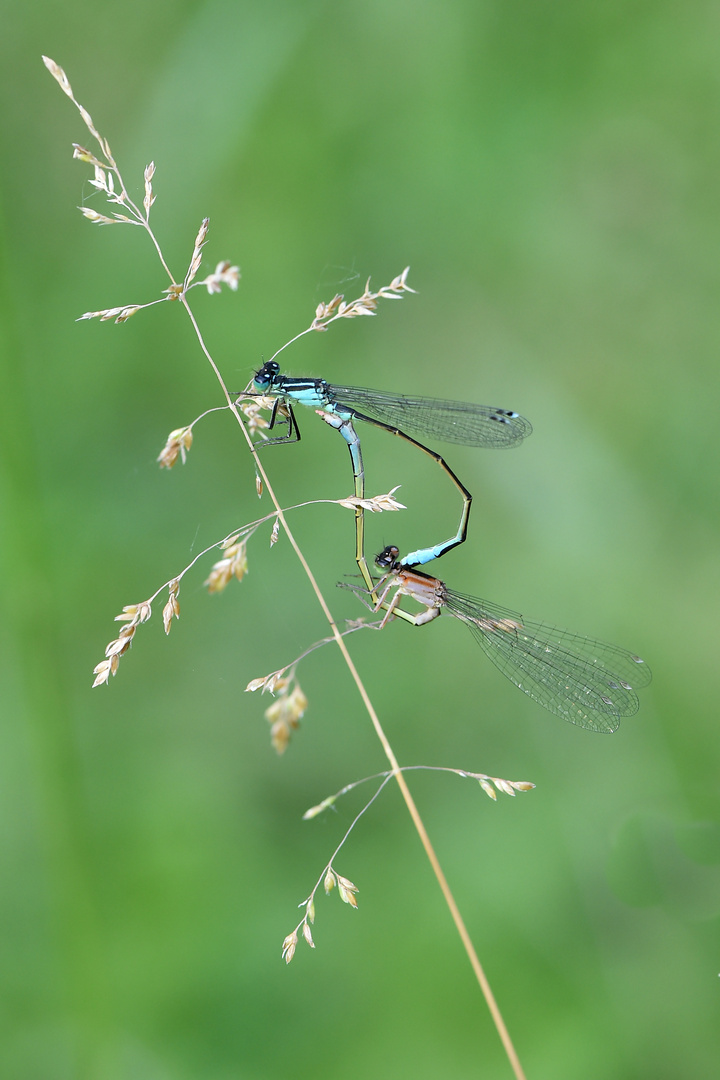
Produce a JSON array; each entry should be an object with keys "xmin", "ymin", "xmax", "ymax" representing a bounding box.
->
[
  {"xmin": 445, "ymin": 590, "xmax": 651, "ymax": 732},
  {"xmin": 326, "ymin": 384, "xmax": 532, "ymax": 448}
]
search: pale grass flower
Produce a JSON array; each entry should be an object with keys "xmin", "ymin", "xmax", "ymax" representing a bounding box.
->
[
  {"xmin": 238, "ymin": 396, "xmax": 274, "ymax": 438},
  {"xmin": 77, "ymin": 305, "xmax": 143, "ymax": 323},
  {"xmin": 204, "ymin": 261, "xmax": 240, "ymax": 294},
  {"xmin": 281, "ymin": 931, "xmax": 297, "ymax": 964},
  {"xmin": 162, "ymin": 581, "xmax": 180, "ymax": 635},
  {"xmin": 42, "ymin": 55, "xmax": 74, "ymax": 99},
  {"xmin": 92, "ymin": 599, "xmax": 153, "ymax": 686},
  {"xmin": 282, "ymin": 861, "xmax": 360, "ymax": 962},
  {"xmin": 301, "ymin": 923, "xmax": 315, "ymax": 948},
  {"xmin": 336, "ymin": 875, "xmax": 359, "ymax": 908},
  {"xmin": 72, "ymin": 143, "xmax": 105, "ymax": 167},
  {"xmin": 264, "ymin": 681, "xmax": 307, "ymax": 755},
  {"xmin": 143, "ymin": 161, "xmax": 156, "ymax": 217},
  {"xmin": 302, "ymin": 796, "xmax": 336, "ymax": 820},
  {"xmin": 204, "ymin": 540, "xmax": 248, "ymax": 593},
  {"xmin": 43, "ymin": 56, "xmax": 112, "ymax": 159},
  {"xmin": 245, "ymin": 675, "xmax": 273, "ymax": 693},
  {"xmin": 245, "ymin": 670, "xmax": 291, "ymax": 695},
  {"xmin": 473, "ymin": 774, "xmax": 536, "ymax": 800},
  {"xmin": 77, "ymin": 208, "xmax": 121, "ymax": 226},
  {"xmin": 92, "ymin": 655, "xmax": 120, "ymax": 687},
  {"xmin": 263, "ymin": 673, "xmax": 291, "ymax": 694},
  {"xmin": 336, "ymin": 486, "xmax": 406, "ymax": 513},
  {"xmin": 157, "ymin": 426, "xmax": 194, "ymax": 468},
  {"xmin": 183, "ymin": 218, "xmax": 209, "ymax": 290},
  {"xmin": 115, "ymin": 601, "xmax": 152, "ymax": 624},
  {"xmin": 88, "ymin": 164, "xmax": 110, "ymax": 193},
  {"xmin": 309, "ymin": 267, "xmax": 415, "ymax": 331}
]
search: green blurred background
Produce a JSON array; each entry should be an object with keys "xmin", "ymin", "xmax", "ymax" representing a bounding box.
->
[{"xmin": 1, "ymin": 2, "xmax": 719, "ymax": 1077}]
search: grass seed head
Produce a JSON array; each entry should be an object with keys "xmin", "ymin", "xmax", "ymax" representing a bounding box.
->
[
  {"xmin": 302, "ymin": 923, "xmax": 315, "ymax": 948},
  {"xmin": 281, "ymin": 931, "xmax": 298, "ymax": 964}
]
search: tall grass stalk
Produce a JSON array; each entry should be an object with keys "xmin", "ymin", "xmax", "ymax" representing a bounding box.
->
[{"xmin": 43, "ymin": 55, "xmax": 529, "ymax": 1080}]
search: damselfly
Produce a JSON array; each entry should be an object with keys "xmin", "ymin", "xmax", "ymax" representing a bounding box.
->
[
  {"xmin": 367, "ymin": 546, "xmax": 651, "ymax": 731},
  {"xmin": 248, "ymin": 361, "xmax": 532, "ymax": 587}
]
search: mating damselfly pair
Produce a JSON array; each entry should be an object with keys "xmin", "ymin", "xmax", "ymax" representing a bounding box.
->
[{"xmin": 240, "ymin": 357, "xmax": 650, "ymax": 731}]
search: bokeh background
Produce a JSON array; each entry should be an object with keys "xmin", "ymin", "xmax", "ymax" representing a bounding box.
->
[{"xmin": 1, "ymin": 2, "xmax": 719, "ymax": 1077}]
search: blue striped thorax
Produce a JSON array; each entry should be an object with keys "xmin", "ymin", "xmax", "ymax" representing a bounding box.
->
[{"xmin": 253, "ymin": 361, "xmax": 352, "ymax": 418}]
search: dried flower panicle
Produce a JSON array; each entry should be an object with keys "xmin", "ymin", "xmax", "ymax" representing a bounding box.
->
[
  {"xmin": 310, "ymin": 267, "xmax": 415, "ymax": 331},
  {"xmin": 336, "ymin": 874, "xmax": 360, "ymax": 908},
  {"xmin": 81, "ymin": 159, "xmax": 136, "ymax": 223},
  {"xmin": 177, "ymin": 250, "xmax": 240, "ymax": 298},
  {"xmin": 43, "ymin": 57, "xmax": 155, "ymax": 232},
  {"xmin": 78, "ymin": 207, "xmax": 131, "ymax": 227},
  {"xmin": 245, "ymin": 667, "xmax": 307, "ymax": 753},
  {"xmin": 336, "ymin": 486, "xmax": 406, "ymax": 513},
  {"xmin": 279, "ymin": 763, "xmax": 533, "ymax": 963},
  {"xmin": 204, "ymin": 538, "xmax": 248, "ymax": 593},
  {"xmin": 322, "ymin": 868, "xmax": 360, "ymax": 907},
  {"xmin": 77, "ymin": 305, "xmax": 143, "ymax": 323},
  {"xmin": 174, "ymin": 219, "xmax": 239, "ymax": 298},
  {"xmin": 157, "ymin": 426, "xmax": 194, "ymax": 468},
  {"xmin": 203, "ymin": 260, "xmax": 240, "ymax": 294},
  {"xmin": 183, "ymin": 218, "xmax": 209, "ymax": 290},
  {"xmin": 302, "ymin": 766, "xmax": 535, "ymax": 825},
  {"xmin": 237, "ymin": 396, "xmax": 275, "ymax": 439},
  {"xmin": 44, "ymin": 57, "xmax": 239, "ymax": 323},
  {"xmin": 282, "ymin": 867, "xmax": 359, "ymax": 963},
  {"xmin": 43, "ymin": 55, "xmax": 75, "ymax": 100},
  {"xmin": 91, "ymin": 579, "xmax": 182, "ymax": 687},
  {"xmin": 472, "ymin": 774, "xmax": 536, "ymax": 801},
  {"xmin": 264, "ymin": 681, "xmax": 308, "ymax": 755},
  {"xmin": 92, "ymin": 600, "xmax": 152, "ymax": 686},
  {"xmin": 245, "ymin": 619, "xmax": 374, "ymax": 704},
  {"xmin": 245, "ymin": 670, "xmax": 288, "ymax": 695}
]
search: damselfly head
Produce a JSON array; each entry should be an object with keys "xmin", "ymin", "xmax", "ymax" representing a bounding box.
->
[
  {"xmin": 375, "ymin": 545, "xmax": 400, "ymax": 569},
  {"xmin": 253, "ymin": 360, "xmax": 280, "ymax": 390}
]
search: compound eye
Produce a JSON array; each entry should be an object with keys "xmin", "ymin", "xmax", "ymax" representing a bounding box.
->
[
  {"xmin": 375, "ymin": 545, "xmax": 400, "ymax": 568},
  {"xmin": 254, "ymin": 360, "xmax": 278, "ymax": 387}
]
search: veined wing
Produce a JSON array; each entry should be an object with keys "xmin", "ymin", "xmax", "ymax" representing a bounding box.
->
[
  {"xmin": 445, "ymin": 589, "xmax": 651, "ymax": 732},
  {"xmin": 326, "ymin": 383, "xmax": 532, "ymax": 448}
]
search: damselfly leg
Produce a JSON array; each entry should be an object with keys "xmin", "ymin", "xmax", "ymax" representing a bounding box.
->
[{"xmin": 244, "ymin": 361, "xmax": 531, "ymax": 601}]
